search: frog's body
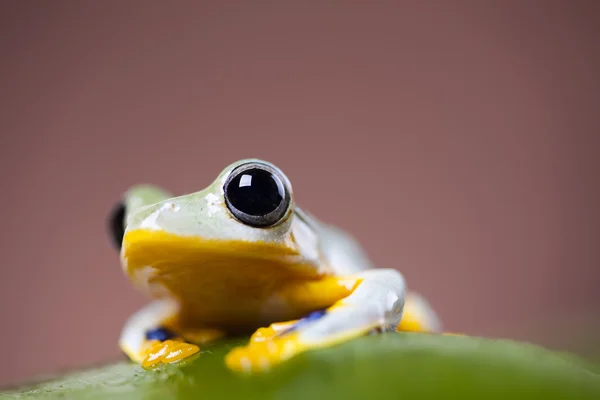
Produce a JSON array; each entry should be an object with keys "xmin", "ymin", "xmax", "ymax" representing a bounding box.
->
[{"xmin": 110, "ymin": 159, "xmax": 441, "ymax": 372}]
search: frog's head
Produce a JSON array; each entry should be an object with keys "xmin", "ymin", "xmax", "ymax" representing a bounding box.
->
[{"xmin": 110, "ymin": 159, "xmax": 325, "ymax": 312}]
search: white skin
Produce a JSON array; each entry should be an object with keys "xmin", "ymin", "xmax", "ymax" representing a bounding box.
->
[{"xmin": 114, "ymin": 159, "xmax": 441, "ymax": 372}]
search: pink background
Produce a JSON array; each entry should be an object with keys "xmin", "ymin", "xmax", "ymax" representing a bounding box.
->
[{"xmin": 1, "ymin": 1, "xmax": 599, "ymax": 385}]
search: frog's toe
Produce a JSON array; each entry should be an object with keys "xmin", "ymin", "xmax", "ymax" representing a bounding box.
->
[
  {"xmin": 249, "ymin": 320, "xmax": 297, "ymax": 343},
  {"xmin": 225, "ymin": 334, "xmax": 302, "ymax": 373},
  {"xmin": 141, "ymin": 339, "xmax": 200, "ymax": 368},
  {"xmin": 249, "ymin": 326, "xmax": 276, "ymax": 343}
]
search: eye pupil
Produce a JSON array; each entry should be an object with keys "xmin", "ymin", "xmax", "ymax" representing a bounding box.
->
[
  {"xmin": 227, "ymin": 169, "xmax": 283, "ymax": 216},
  {"xmin": 224, "ymin": 164, "xmax": 290, "ymax": 227}
]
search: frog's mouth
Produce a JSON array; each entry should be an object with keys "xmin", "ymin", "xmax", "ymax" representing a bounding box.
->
[{"xmin": 121, "ymin": 229, "xmax": 349, "ymax": 329}]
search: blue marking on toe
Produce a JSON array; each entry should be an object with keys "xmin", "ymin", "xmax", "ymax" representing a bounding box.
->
[
  {"xmin": 145, "ymin": 327, "xmax": 176, "ymax": 341},
  {"xmin": 278, "ymin": 309, "xmax": 327, "ymax": 337},
  {"xmin": 304, "ymin": 309, "xmax": 327, "ymax": 321}
]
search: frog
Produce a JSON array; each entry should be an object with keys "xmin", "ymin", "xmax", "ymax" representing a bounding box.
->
[{"xmin": 108, "ymin": 158, "xmax": 442, "ymax": 373}]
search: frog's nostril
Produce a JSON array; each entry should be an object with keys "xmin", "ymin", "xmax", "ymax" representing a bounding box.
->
[{"xmin": 108, "ymin": 201, "xmax": 126, "ymax": 250}]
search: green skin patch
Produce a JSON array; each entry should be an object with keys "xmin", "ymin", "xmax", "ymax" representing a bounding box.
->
[{"xmin": 2, "ymin": 333, "xmax": 599, "ymax": 400}]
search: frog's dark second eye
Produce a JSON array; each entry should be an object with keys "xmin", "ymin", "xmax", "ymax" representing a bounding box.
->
[
  {"xmin": 224, "ymin": 163, "xmax": 291, "ymax": 227},
  {"xmin": 108, "ymin": 201, "xmax": 126, "ymax": 249}
]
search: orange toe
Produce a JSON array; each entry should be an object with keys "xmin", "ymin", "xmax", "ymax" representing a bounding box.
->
[{"xmin": 141, "ymin": 339, "xmax": 200, "ymax": 368}]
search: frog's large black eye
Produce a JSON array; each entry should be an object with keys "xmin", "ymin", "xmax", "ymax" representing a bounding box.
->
[
  {"xmin": 108, "ymin": 201, "xmax": 126, "ymax": 249},
  {"xmin": 224, "ymin": 163, "xmax": 291, "ymax": 227}
]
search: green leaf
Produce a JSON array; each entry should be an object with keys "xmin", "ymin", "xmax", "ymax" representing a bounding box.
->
[{"xmin": 2, "ymin": 333, "xmax": 599, "ymax": 400}]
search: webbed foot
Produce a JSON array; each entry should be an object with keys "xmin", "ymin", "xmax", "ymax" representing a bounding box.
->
[
  {"xmin": 225, "ymin": 330, "xmax": 303, "ymax": 372},
  {"xmin": 120, "ymin": 301, "xmax": 225, "ymax": 367},
  {"xmin": 141, "ymin": 339, "xmax": 200, "ymax": 368}
]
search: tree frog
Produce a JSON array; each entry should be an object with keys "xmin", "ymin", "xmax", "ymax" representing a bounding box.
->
[{"xmin": 108, "ymin": 159, "xmax": 441, "ymax": 373}]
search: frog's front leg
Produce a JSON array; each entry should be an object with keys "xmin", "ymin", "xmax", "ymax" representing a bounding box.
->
[
  {"xmin": 120, "ymin": 299, "xmax": 223, "ymax": 368},
  {"xmin": 225, "ymin": 269, "xmax": 405, "ymax": 372}
]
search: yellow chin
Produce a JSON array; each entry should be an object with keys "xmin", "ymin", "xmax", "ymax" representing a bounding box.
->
[{"xmin": 122, "ymin": 230, "xmax": 355, "ymax": 331}]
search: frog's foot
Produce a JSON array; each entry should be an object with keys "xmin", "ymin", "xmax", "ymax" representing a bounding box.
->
[
  {"xmin": 120, "ymin": 300, "xmax": 218, "ymax": 367},
  {"xmin": 248, "ymin": 320, "xmax": 298, "ymax": 343},
  {"xmin": 141, "ymin": 338, "xmax": 200, "ymax": 368},
  {"xmin": 225, "ymin": 269, "xmax": 406, "ymax": 373},
  {"xmin": 225, "ymin": 312, "xmax": 324, "ymax": 372},
  {"xmin": 396, "ymin": 291, "xmax": 442, "ymax": 333}
]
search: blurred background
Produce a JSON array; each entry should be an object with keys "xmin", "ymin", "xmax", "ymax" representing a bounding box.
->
[{"xmin": 1, "ymin": 0, "xmax": 599, "ymax": 386}]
